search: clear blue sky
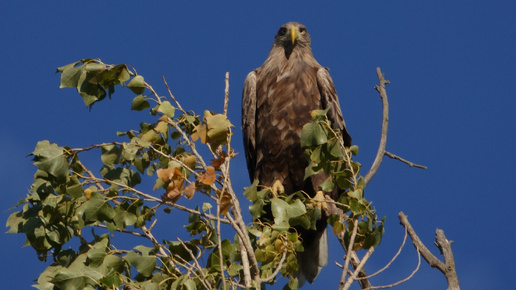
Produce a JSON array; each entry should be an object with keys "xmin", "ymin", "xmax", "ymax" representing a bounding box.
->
[{"xmin": 2, "ymin": 1, "xmax": 515, "ymax": 289}]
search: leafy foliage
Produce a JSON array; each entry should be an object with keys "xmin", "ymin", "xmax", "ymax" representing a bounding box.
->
[{"xmin": 7, "ymin": 59, "xmax": 383, "ymax": 289}]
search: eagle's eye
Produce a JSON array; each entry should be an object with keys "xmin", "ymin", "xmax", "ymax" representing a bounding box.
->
[
  {"xmin": 278, "ymin": 27, "xmax": 287, "ymax": 36},
  {"xmin": 299, "ymin": 27, "xmax": 306, "ymax": 34}
]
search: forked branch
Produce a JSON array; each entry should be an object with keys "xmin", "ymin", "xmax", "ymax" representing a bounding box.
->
[
  {"xmin": 398, "ymin": 212, "xmax": 460, "ymax": 290},
  {"xmin": 364, "ymin": 68, "xmax": 426, "ymax": 186}
]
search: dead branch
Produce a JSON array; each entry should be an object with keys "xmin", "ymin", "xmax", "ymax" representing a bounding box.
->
[
  {"xmin": 398, "ymin": 212, "xmax": 460, "ymax": 290},
  {"xmin": 364, "ymin": 68, "xmax": 426, "ymax": 186},
  {"xmin": 385, "ymin": 151, "xmax": 427, "ymax": 169},
  {"xmin": 364, "ymin": 67, "xmax": 390, "ymax": 186},
  {"xmin": 223, "ymin": 72, "xmax": 229, "ymax": 115}
]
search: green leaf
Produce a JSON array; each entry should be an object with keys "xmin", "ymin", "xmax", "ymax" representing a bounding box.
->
[
  {"xmin": 32, "ymin": 140, "xmax": 69, "ymax": 183},
  {"xmin": 51, "ymin": 255, "xmax": 101, "ymax": 289},
  {"xmin": 56, "ymin": 61, "xmax": 81, "ymax": 73},
  {"xmin": 66, "ymin": 184, "xmax": 84, "ymax": 198},
  {"xmin": 328, "ymin": 138, "xmax": 344, "ymax": 157},
  {"xmin": 84, "ymin": 62, "xmax": 105, "ymax": 73},
  {"xmin": 319, "ymin": 177, "xmax": 335, "ymax": 192},
  {"xmin": 59, "ymin": 64, "xmax": 84, "ymax": 88},
  {"xmin": 101, "ymin": 144, "xmax": 121, "ymax": 165},
  {"xmin": 76, "ymin": 191, "xmax": 115, "ymax": 223},
  {"xmin": 131, "ymin": 95, "xmax": 150, "ymax": 111},
  {"xmin": 113, "ymin": 200, "xmax": 140, "ymax": 229},
  {"xmin": 243, "ymin": 179, "xmax": 259, "ymax": 201},
  {"xmin": 301, "ymin": 122, "xmax": 328, "ymax": 147},
  {"xmin": 271, "ymin": 198, "xmax": 306, "ymax": 231},
  {"xmin": 6, "ymin": 211, "xmax": 24, "ymax": 234},
  {"xmin": 309, "ymin": 107, "xmax": 330, "ymax": 120},
  {"xmin": 202, "ymin": 202, "xmax": 212, "ymax": 212},
  {"xmin": 249, "ymin": 198, "xmax": 265, "ymax": 220},
  {"xmin": 158, "ymin": 101, "xmax": 175, "ymax": 118},
  {"xmin": 77, "ymin": 71, "xmax": 106, "ymax": 107},
  {"xmin": 349, "ymin": 145, "xmax": 359, "ymax": 156},
  {"xmin": 348, "ymin": 189, "xmax": 363, "ymax": 199},
  {"xmin": 124, "ymin": 250, "xmax": 156, "ymax": 277},
  {"xmin": 127, "ymin": 75, "xmax": 145, "ymax": 94}
]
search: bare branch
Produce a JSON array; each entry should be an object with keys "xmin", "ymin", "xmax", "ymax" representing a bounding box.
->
[
  {"xmin": 385, "ymin": 151, "xmax": 427, "ymax": 169},
  {"xmin": 398, "ymin": 212, "xmax": 460, "ymax": 290},
  {"xmin": 238, "ymin": 236, "xmax": 252, "ymax": 287},
  {"xmin": 223, "ymin": 72, "xmax": 230, "ymax": 116},
  {"xmin": 177, "ymin": 238, "xmax": 212, "ymax": 290},
  {"xmin": 343, "ymin": 247, "xmax": 375, "ymax": 290},
  {"xmin": 349, "ymin": 252, "xmax": 373, "ymax": 289},
  {"xmin": 364, "ymin": 67, "xmax": 389, "ymax": 186},
  {"xmin": 339, "ymin": 219, "xmax": 359, "ymax": 290},
  {"xmin": 163, "ymin": 76, "xmax": 188, "ymax": 116},
  {"xmin": 359, "ymin": 227, "xmax": 408, "ymax": 280},
  {"xmin": 364, "ymin": 250, "xmax": 421, "ymax": 289}
]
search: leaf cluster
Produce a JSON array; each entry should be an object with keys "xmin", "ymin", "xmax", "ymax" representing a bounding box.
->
[
  {"xmin": 302, "ymin": 109, "xmax": 384, "ymax": 250},
  {"xmin": 7, "ymin": 59, "xmax": 242, "ymax": 289},
  {"xmin": 7, "ymin": 59, "xmax": 385, "ymax": 289}
]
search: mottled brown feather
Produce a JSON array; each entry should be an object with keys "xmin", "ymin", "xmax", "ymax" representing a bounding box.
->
[{"xmin": 242, "ymin": 22, "xmax": 351, "ymax": 284}]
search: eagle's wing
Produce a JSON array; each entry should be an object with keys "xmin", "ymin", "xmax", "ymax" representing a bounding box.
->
[
  {"xmin": 316, "ymin": 67, "xmax": 352, "ymax": 146},
  {"xmin": 242, "ymin": 70, "xmax": 257, "ymax": 182}
]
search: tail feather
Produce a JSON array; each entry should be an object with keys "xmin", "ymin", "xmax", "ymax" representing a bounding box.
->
[{"xmin": 296, "ymin": 228, "xmax": 328, "ymax": 286}]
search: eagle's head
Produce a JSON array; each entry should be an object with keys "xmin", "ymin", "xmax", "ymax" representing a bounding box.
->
[{"xmin": 273, "ymin": 22, "xmax": 312, "ymax": 59}]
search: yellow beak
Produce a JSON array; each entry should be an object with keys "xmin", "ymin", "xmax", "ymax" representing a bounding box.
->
[{"xmin": 290, "ymin": 27, "xmax": 298, "ymax": 44}]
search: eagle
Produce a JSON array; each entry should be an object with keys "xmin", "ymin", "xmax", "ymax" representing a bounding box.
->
[{"xmin": 242, "ymin": 22, "xmax": 352, "ymax": 284}]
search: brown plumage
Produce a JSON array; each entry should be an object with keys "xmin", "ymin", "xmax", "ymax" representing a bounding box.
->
[{"xmin": 242, "ymin": 22, "xmax": 351, "ymax": 284}]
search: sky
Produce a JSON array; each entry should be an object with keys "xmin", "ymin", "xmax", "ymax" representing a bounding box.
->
[{"xmin": 1, "ymin": 1, "xmax": 515, "ymax": 289}]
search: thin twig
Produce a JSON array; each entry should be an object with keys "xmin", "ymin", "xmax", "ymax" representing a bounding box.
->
[
  {"xmin": 227, "ymin": 210, "xmax": 261, "ymax": 280},
  {"xmin": 216, "ymin": 194, "xmax": 227, "ymax": 290},
  {"xmin": 364, "ymin": 250, "xmax": 421, "ymax": 289},
  {"xmin": 384, "ymin": 151, "xmax": 427, "ymax": 169},
  {"xmin": 162, "ymin": 76, "xmax": 188, "ymax": 116},
  {"xmin": 348, "ymin": 251, "xmax": 373, "ymax": 289},
  {"xmin": 339, "ymin": 219, "xmax": 359, "ymax": 290},
  {"xmin": 223, "ymin": 72, "xmax": 229, "ymax": 116},
  {"xmin": 364, "ymin": 67, "xmax": 389, "ymax": 186},
  {"xmin": 357, "ymin": 227, "xmax": 408, "ymax": 280},
  {"xmin": 343, "ymin": 247, "xmax": 375, "ymax": 290},
  {"xmin": 142, "ymin": 223, "xmax": 172, "ymax": 261},
  {"xmin": 178, "ymin": 238, "xmax": 212, "ymax": 290},
  {"xmin": 259, "ymin": 249, "xmax": 288, "ymax": 283}
]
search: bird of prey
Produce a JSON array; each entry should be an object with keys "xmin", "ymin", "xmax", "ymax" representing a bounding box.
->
[{"xmin": 242, "ymin": 21, "xmax": 352, "ymax": 284}]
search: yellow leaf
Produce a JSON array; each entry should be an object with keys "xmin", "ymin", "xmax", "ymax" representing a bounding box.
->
[
  {"xmin": 155, "ymin": 120, "xmax": 168, "ymax": 134},
  {"xmin": 215, "ymin": 189, "xmax": 233, "ymax": 215},
  {"xmin": 180, "ymin": 155, "xmax": 197, "ymax": 170},
  {"xmin": 199, "ymin": 166, "xmax": 216, "ymax": 185},
  {"xmin": 162, "ymin": 188, "xmax": 182, "ymax": 204},
  {"xmin": 84, "ymin": 188, "xmax": 92, "ymax": 200},
  {"xmin": 210, "ymin": 150, "xmax": 227, "ymax": 170},
  {"xmin": 157, "ymin": 167, "xmax": 183, "ymax": 182},
  {"xmin": 191, "ymin": 123, "xmax": 208, "ymax": 143},
  {"xmin": 184, "ymin": 182, "xmax": 196, "ymax": 199},
  {"xmin": 157, "ymin": 168, "xmax": 174, "ymax": 182}
]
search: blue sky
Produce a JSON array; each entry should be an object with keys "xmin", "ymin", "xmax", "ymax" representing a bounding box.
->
[{"xmin": 2, "ymin": 1, "xmax": 515, "ymax": 289}]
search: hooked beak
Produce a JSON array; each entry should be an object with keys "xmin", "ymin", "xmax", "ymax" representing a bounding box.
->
[{"xmin": 290, "ymin": 27, "xmax": 298, "ymax": 45}]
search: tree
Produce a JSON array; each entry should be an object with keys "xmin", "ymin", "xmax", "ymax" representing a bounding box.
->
[{"xmin": 6, "ymin": 59, "xmax": 459, "ymax": 289}]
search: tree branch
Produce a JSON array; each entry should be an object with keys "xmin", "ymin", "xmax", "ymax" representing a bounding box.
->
[
  {"xmin": 364, "ymin": 67, "xmax": 389, "ymax": 186},
  {"xmin": 342, "ymin": 247, "xmax": 375, "ymax": 290},
  {"xmin": 398, "ymin": 212, "xmax": 460, "ymax": 290},
  {"xmin": 339, "ymin": 219, "xmax": 359, "ymax": 290},
  {"xmin": 385, "ymin": 151, "xmax": 427, "ymax": 169}
]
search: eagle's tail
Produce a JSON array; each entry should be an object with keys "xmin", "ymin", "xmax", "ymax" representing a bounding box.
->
[{"xmin": 296, "ymin": 228, "xmax": 328, "ymax": 286}]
